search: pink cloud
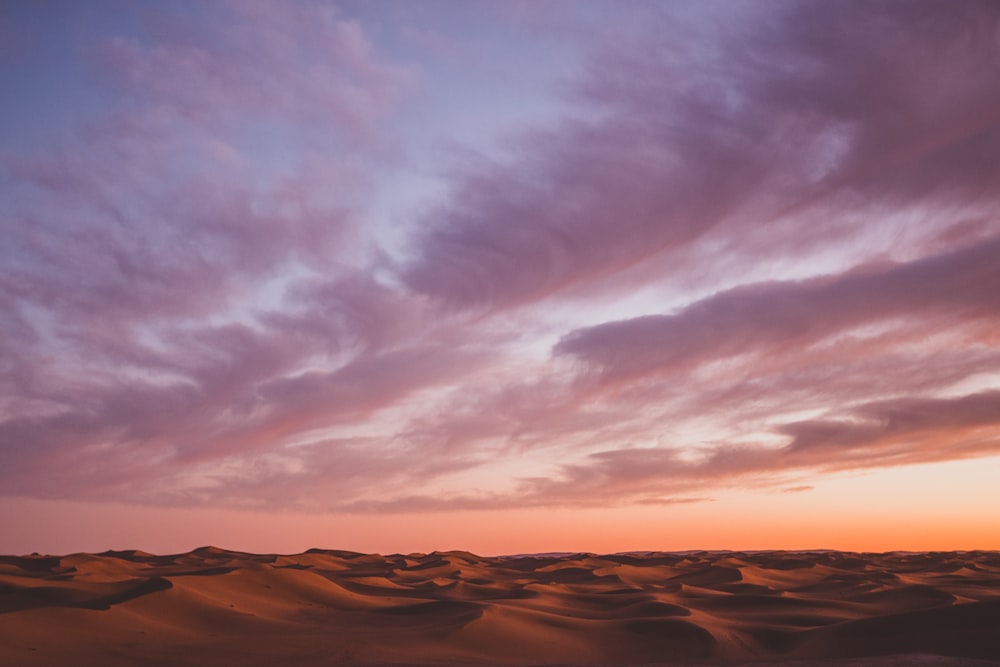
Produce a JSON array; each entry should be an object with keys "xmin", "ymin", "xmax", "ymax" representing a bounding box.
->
[
  {"xmin": 782, "ymin": 391, "xmax": 1000, "ymax": 460},
  {"xmin": 488, "ymin": 389, "xmax": 1000, "ymax": 508}
]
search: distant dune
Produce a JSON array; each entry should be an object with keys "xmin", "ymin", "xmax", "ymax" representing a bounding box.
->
[{"xmin": 1, "ymin": 549, "xmax": 998, "ymax": 666}]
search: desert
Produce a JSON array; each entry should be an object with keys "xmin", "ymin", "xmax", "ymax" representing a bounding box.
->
[
  {"xmin": 6, "ymin": 2, "xmax": 1000, "ymax": 664},
  {"xmin": 1, "ymin": 548, "xmax": 998, "ymax": 666}
]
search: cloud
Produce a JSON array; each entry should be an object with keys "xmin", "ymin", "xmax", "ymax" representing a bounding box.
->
[
  {"xmin": 481, "ymin": 389, "xmax": 1000, "ymax": 508},
  {"xmin": 554, "ymin": 234, "xmax": 1000, "ymax": 382},
  {"xmin": 0, "ymin": 1, "xmax": 439, "ymax": 506},
  {"xmin": 95, "ymin": 1, "xmax": 414, "ymax": 136},
  {"xmin": 0, "ymin": 317, "xmax": 495, "ymax": 502},
  {"xmin": 764, "ymin": 0, "xmax": 1000, "ymax": 203},
  {"xmin": 2, "ymin": 1, "xmax": 1000, "ymax": 515},
  {"xmin": 400, "ymin": 0, "xmax": 1000, "ymax": 312},
  {"xmin": 782, "ymin": 391, "xmax": 1000, "ymax": 461}
]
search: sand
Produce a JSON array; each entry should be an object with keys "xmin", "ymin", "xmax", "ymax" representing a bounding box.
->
[{"xmin": 1, "ymin": 549, "xmax": 998, "ymax": 666}]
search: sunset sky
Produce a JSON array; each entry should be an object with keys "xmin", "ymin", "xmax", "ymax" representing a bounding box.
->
[{"xmin": 2, "ymin": 0, "xmax": 999, "ymax": 556}]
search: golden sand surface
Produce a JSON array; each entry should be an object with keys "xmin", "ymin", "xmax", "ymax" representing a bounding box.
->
[{"xmin": 1, "ymin": 548, "xmax": 998, "ymax": 666}]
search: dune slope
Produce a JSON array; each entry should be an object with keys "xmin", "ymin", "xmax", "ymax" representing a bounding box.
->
[{"xmin": 1, "ymin": 549, "xmax": 998, "ymax": 666}]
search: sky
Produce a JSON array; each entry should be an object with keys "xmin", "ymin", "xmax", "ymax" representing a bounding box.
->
[{"xmin": 2, "ymin": 0, "xmax": 1000, "ymax": 556}]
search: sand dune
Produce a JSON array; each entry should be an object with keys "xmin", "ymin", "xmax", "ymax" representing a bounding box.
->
[{"xmin": 1, "ymin": 550, "xmax": 998, "ymax": 666}]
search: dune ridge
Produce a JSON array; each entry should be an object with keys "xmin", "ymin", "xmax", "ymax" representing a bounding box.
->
[{"xmin": 1, "ymin": 549, "xmax": 998, "ymax": 666}]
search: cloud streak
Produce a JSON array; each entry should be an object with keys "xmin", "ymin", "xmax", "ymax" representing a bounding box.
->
[{"xmin": 555, "ymin": 235, "xmax": 1000, "ymax": 382}]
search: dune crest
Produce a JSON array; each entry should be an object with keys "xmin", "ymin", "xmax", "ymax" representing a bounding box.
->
[{"xmin": 1, "ymin": 549, "xmax": 998, "ymax": 666}]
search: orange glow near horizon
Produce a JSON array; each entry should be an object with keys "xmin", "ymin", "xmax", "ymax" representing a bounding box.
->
[{"xmin": 3, "ymin": 456, "xmax": 998, "ymax": 556}]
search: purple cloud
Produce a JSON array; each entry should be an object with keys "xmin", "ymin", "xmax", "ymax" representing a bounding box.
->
[
  {"xmin": 554, "ymin": 235, "xmax": 1000, "ymax": 382},
  {"xmin": 400, "ymin": 0, "xmax": 1000, "ymax": 312}
]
